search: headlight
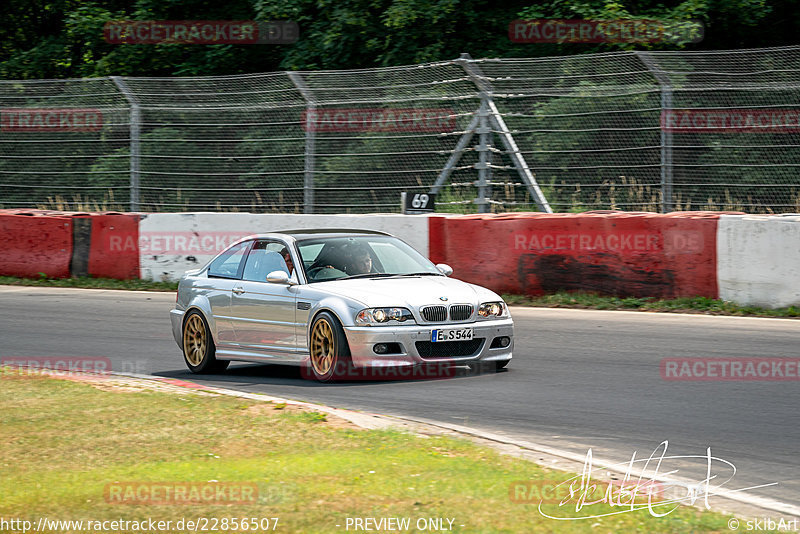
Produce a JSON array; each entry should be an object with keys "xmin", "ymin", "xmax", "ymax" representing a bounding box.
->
[
  {"xmin": 356, "ymin": 307, "xmax": 414, "ymax": 325},
  {"xmin": 478, "ymin": 301, "xmax": 506, "ymax": 318}
]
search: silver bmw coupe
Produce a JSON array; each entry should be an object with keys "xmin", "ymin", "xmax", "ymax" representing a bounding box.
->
[{"xmin": 170, "ymin": 229, "xmax": 513, "ymax": 381}]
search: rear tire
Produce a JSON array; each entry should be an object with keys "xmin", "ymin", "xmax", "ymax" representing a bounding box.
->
[
  {"xmin": 182, "ymin": 310, "xmax": 229, "ymax": 374},
  {"xmin": 307, "ymin": 312, "xmax": 351, "ymax": 382}
]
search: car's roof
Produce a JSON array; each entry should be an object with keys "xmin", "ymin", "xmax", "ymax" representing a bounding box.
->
[
  {"xmin": 236, "ymin": 229, "xmax": 392, "ymax": 243},
  {"xmin": 272, "ymin": 228, "xmax": 391, "ymax": 240}
]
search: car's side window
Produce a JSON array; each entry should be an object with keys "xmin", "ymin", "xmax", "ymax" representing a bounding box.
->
[
  {"xmin": 208, "ymin": 241, "xmax": 251, "ymax": 279},
  {"xmin": 242, "ymin": 240, "xmax": 291, "ymax": 282}
]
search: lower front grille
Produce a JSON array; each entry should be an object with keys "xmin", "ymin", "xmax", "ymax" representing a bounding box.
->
[{"xmin": 415, "ymin": 338, "xmax": 485, "ymax": 358}]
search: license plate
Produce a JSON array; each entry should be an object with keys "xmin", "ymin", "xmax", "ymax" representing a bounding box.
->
[{"xmin": 431, "ymin": 328, "xmax": 473, "ymax": 342}]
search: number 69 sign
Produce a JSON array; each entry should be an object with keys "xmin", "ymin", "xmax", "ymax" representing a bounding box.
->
[{"xmin": 403, "ymin": 192, "xmax": 436, "ymax": 213}]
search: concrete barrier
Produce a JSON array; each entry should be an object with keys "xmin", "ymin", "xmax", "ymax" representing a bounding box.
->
[
  {"xmin": 429, "ymin": 211, "xmax": 725, "ymax": 299},
  {"xmin": 85, "ymin": 213, "xmax": 140, "ymax": 279},
  {"xmin": 138, "ymin": 213, "xmax": 431, "ymax": 281},
  {"xmin": 0, "ymin": 210, "xmax": 140, "ymax": 279},
  {"xmin": 8, "ymin": 208, "xmax": 800, "ymax": 309},
  {"xmin": 0, "ymin": 212, "xmax": 72, "ymax": 278},
  {"xmin": 718, "ymin": 214, "xmax": 800, "ymax": 307}
]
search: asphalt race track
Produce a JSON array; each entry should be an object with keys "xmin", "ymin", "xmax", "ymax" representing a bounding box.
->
[{"xmin": 2, "ymin": 285, "xmax": 799, "ymax": 513}]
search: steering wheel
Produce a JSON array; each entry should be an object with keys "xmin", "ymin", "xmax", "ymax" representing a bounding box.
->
[{"xmin": 307, "ymin": 264, "xmax": 340, "ymax": 280}]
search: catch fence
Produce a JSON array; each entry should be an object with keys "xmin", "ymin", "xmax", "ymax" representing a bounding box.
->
[{"xmin": 2, "ymin": 45, "xmax": 799, "ymax": 214}]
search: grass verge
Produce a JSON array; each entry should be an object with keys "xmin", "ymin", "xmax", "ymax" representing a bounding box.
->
[
  {"xmin": 503, "ymin": 292, "xmax": 800, "ymax": 318},
  {"xmin": 2, "ymin": 275, "xmax": 797, "ymax": 318},
  {"xmin": 0, "ymin": 275, "xmax": 178, "ymax": 292},
  {"xmin": 0, "ymin": 370, "xmax": 734, "ymax": 533}
]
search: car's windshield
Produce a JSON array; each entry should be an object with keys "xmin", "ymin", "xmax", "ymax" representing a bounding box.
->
[{"xmin": 296, "ymin": 236, "xmax": 440, "ymax": 283}]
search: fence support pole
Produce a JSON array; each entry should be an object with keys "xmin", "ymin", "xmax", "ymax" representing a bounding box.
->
[
  {"xmin": 288, "ymin": 72, "xmax": 316, "ymax": 214},
  {"xmin": 636, "ymin": 51, "xmax": 674, "ymax": 213},
  {"xmin": 110, "ymin": 76, "xmax": 140, "ymax": 212},
  {"xmin": 475, "ymin": 100, "xmax": 491, "ymax": 213},
  {"xmin": 458, "ymin": 53, "xmax": 553, "ymax": 213},
  {"xmin": 429, "ymin": 113, "xmax": 479, "ymax": 195}
]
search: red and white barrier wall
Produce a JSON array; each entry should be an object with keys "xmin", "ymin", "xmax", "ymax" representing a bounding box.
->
[
  {"xmin": 2, "ymin": 209, "xmax": 799, "ymax": 308},
  {"xmin": 0, "ymin": 210, "xmax": 139, "ymax": 279}
]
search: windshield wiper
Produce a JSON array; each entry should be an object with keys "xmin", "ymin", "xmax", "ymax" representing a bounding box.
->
[
  {"xmin": 343, "ymin": 272, "xmax": 441, "ymax": 280},
  {"xmin": 343, "ymin": 273, "xmax": 398, "ymax": 280}
]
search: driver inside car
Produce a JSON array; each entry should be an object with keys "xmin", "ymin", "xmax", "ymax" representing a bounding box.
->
[{"xmin": 344, "ymin": 247, "xmax": 373, "ymax": 275}]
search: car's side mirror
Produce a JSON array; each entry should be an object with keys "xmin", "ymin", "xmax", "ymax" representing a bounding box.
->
[
  {"xmin": 266, "ymin": 270, "xmax": 293, "ymax": 284},
  {"xmin": 435, "ymin": 263, "xmax": 453, "ymax": 276}
]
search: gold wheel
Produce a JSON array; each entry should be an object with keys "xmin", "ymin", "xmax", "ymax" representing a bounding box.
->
[
  {"xmin": 310, "ymin": 317, "xmax": 336, "ymax": 376},
  {"xmin": 183, "ymin": 313, "xmax": 207, "ymax": 366}
]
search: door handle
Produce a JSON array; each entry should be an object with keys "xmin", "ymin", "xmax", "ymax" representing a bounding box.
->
[{"xmin": 232, "ymin": 287, "xmax": 245, "ymax": 295}]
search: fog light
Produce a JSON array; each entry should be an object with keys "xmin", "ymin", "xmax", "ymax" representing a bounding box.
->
[
  {"xmin": 491, "ymin": 336, "xmax": 511, "ymax": 348},
  {"xmin": 373, "ymin": 343, "xmax": 389, "ymax": 354}
]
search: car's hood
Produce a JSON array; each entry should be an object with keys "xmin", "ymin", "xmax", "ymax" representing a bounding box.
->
[{"xmin": 313, "ymin": 275, "xmax": 500, "ymax": 308}]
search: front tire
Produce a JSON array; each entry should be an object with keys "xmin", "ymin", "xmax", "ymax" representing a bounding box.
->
[
  {"xmin": 182, "ymin": 310, "xmax": 229, "ymax": 374},
  {"xmin": 307, "ymin": 312, "xmax": 351, "ymax": 382}
]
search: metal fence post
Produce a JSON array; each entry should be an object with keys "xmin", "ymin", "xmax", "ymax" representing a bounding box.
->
[
  {"xmin": 475, "ymin": 100, "xmax": 492, "ymax": 213},
  {"xmin": 636, "ymin": 51, "xmax": 674, "ymax": 213},
  {"xmin": 110, "ymin": 76, "xmax": 140, "ymax": 212},
  {"xmin": 288, "ymin": 72, "xmax": 316, "ymax": 214},
  {"xmin": 429, "ymin": 113, "xmax": 480, "ymax": 195}
]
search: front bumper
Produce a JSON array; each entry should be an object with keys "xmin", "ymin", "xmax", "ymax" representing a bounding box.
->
[{"xmin": 343, "ymin": 318, "xmax": 513, "ymax": 368}]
